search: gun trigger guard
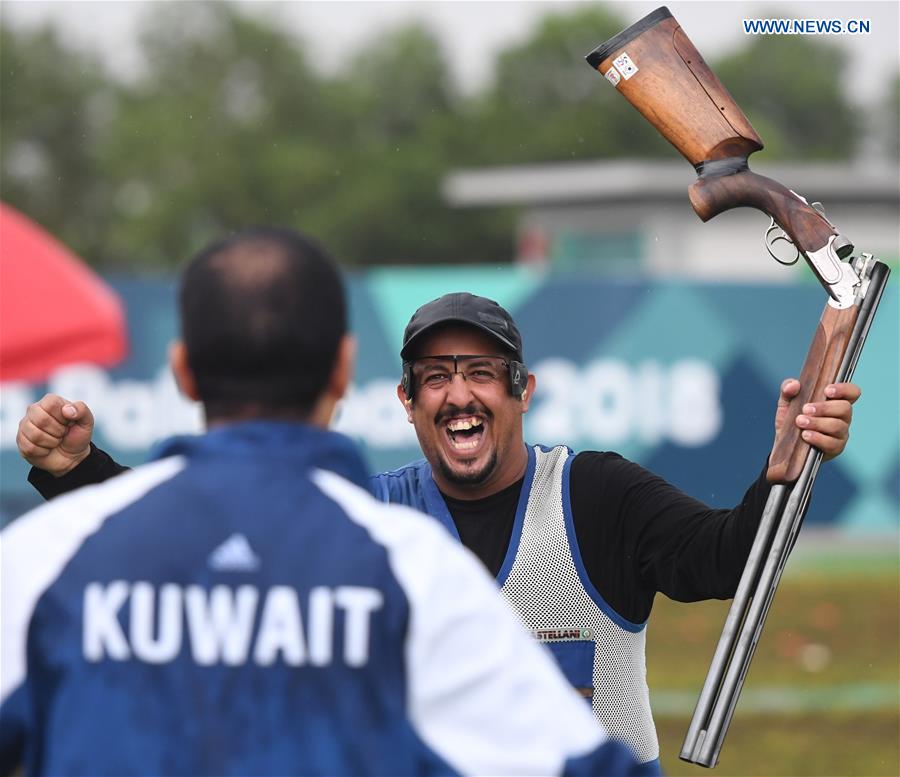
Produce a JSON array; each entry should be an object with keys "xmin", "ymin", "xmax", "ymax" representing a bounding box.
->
[{"xmin": 765, "ymin": 218, "xmax": 800, "ymax": 266}]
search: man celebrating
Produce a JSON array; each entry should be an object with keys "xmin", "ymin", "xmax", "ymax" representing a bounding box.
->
[
  {"xmin": 3, "ymin": 238, "xmax": 645, "ymax": 776},
  {"xmin": 375, "ymin": 292, "xmax": 858, "ymax": 770},
  {"xmin": 16, "ymin": 291, "xmax": 859, "ymax": 773}
]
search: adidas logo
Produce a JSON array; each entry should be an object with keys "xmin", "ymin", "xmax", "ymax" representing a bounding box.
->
[{"xmin": 208, "ymin": 533, "xmax": 260, "ymax": 572}]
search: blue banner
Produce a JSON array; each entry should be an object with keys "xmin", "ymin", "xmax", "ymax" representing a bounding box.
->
[{"xmin": 2, "ymin": 270, "xmax": 897, "ymax": 532}]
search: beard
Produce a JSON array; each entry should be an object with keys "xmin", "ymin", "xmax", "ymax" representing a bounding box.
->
[{"xmin": 435, "ymin": 448, "xmax": 498, "ymax": 487}]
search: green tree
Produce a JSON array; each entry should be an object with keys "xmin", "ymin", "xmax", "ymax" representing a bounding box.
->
[
  {"xmin": 711, "ymin": 34, "xmax": 857, "ymax": 159},
  {"xmin": 338, "ymin": 23, "xmax": 456, "ymax": 142},
  {"xmin": 96, "ymin": 2, "xmax": 341, "ymax": 270},
  {"xmin": 319, "ymin": 23, "xmax": 512, "ymax": 266},
  {"xmin": 0, "ymin": 24, "xmax": 119, "ymax": 263},
  {"xmin": 0, "ymin": 3, "xmax": 874, "ymax": 274},
  {"xmin": 99, "ymin": 9, "xmax": 508, "ymax": 268},
  {"xmin": 459, "ymin": 7, "xmax": 672, "ymax": 165}
]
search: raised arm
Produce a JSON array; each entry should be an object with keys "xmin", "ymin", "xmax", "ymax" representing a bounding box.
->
[
  {"xmin": 571, "ymin": 378, "xmax": 860, "ymax": 619},
  {"xmin": 17, "ymin": 394, "xmax": 128, "ymax": 500},
  {"xmin": 17, "ymin": 394, "xmax": 95, "ymax": 476}
]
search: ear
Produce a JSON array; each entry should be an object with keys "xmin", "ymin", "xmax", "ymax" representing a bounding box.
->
[
  {"xmin": 520, "ymin": 373, "xmax": 537, "ymax": 412},
  {"xmin": 309, "ymin": 334, "xmax": 356, "ymax": 428},
  {"xmin": 169, "ymin": 341, "xmax": 200, "ymax": 401},
  {"xmin": 396, "ymin": 384, "xmax": 414, "ymax": 423},
  {"xmin": 328, "ymin": 334, "xmax": 356, "ymax": 401}
]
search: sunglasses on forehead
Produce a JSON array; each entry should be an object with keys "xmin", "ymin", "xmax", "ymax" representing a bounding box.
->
[{"xmin": 401, "ymin": 354, "xmax": 528, "ymax": 401}]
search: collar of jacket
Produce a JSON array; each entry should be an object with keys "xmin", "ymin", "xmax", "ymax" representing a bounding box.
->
[{"xmin": 150, "ymin": 420, "xmax": 371, "ymax": 491}]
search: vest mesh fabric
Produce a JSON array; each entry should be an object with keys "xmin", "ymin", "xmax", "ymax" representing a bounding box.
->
[{"xmin": 500, "ymin": 445, "xmax": 659, "ymax": 764}]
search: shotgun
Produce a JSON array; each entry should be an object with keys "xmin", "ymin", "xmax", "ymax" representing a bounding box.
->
[{"xmin": 584, "ymin": 6, "xmax": 890, "ymax": 768}]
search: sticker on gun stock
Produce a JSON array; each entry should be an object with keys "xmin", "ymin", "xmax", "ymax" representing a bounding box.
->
[
  {"xmin": 604, "ymin": 67, "xmax": 621, "ymax": 86},
  {"xmin": 613, "ymin": 52, "xmax": 639, "ymax": 80}
]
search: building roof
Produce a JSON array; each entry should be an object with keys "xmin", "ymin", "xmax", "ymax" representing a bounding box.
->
[{"xmin": 442, "ymin": 160, "xmax": 900, "ymax": 207}]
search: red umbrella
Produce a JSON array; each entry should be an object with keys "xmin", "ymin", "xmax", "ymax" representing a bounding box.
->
[{"xmin": 0, "ymin": 203, "xmax": 127, "ymax": 383}]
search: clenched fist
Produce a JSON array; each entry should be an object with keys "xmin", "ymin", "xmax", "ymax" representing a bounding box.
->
[{"xmin": 17, "ymin": 394, "xmax": 96, "ymax": 477}]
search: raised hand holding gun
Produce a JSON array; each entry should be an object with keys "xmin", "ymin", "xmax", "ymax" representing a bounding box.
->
[
  {"xmin": 774, "ymin": 379, "xmax": 859, "ymax": 462},
  {"xmin": 585, "ymin": 5, "xmax": 889, "ymax": 768}
]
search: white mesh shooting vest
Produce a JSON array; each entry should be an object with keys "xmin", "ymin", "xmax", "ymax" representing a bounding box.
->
[{"xmin": 499, "ymin": 445, "xmax": 658, "ymax": 764}]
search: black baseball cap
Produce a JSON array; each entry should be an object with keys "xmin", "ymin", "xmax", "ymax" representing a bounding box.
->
[{"xmin": 400, "ymin": 292, "xmax": 524, "ymax": 362}]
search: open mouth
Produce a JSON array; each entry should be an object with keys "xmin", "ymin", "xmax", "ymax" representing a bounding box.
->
[{"xmin": 444, "ymin": 416, "xmax": 485, "ymax": 451}]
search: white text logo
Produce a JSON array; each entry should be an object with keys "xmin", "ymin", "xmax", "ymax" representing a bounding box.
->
[{"xmin": 83, "ymin": 582, "xmax": 384, "ymax": 667}]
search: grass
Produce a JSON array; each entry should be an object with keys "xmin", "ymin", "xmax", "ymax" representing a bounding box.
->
[
  {"xmin": 655, "ymin": 713, "xmax": 899, "ymax": 776},
  {"xmin": 645, "ymin": 542, "xmax": 899, "ymax": 776}
]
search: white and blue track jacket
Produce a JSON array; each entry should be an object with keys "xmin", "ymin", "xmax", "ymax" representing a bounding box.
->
[{"xmin": 1, "ymin": 421, "xmax": 644, "ymax": 777}]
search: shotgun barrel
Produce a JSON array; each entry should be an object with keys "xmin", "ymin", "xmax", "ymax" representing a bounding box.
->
[
  {"xmin": 680, "ymin": 257, "xmax": 889, "ymax": 767},
  {"xmin": 584, "ymin": 6, "xmax": 893, "ymax": 767}
]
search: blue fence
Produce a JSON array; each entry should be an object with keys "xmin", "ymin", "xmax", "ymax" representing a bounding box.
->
[{"xmin": 2, "ymin": 268, "xmax": 897, "ymax": 531}]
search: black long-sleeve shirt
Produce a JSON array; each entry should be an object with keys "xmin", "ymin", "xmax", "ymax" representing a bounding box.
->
[
  {"xmin": 445, "ymin": 451, "xmax": 770, "ymax": 623},
  {"xmin": 30, "ymin": 446, "xmax": 771, "ymax": 624}
]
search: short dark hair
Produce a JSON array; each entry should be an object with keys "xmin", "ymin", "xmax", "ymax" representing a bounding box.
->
[{"xmin": 179, "ymin": 226, "xmax": 346, "ymax": 418}]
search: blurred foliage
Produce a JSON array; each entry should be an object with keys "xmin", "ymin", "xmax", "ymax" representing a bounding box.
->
[
  {"xmin": 0, "ymin": 24, "xmax": 119, "ymax": 262},
  {"xmin": 0, "ymin": 2, "xmax": 890, "ymax": 271},
  {"xmin": 713, "ymin": 35, "xmax": 858, "ymax": 160},
  {"xmin": 649, "ymin": 569, "xmax": 899, "ymax": 775},
  {"xmin": 456, "ymin": 7, "xmax": 672, "ymax": 164}
]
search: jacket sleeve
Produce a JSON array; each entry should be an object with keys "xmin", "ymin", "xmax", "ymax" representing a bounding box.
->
[
  {"xmin": 311, "ymin": 470, "xmax": 646, "ymax": 776},
  {"xmin": 28, "ymin": 444, "xmax": 130, "ymax": 501},
  {"xmin": 382, "ymin": 504, "xmax": 645, "ymax": 775},
  {"xmin": 0, "ymin": 689, "xmax": 26, "ymax": 777}
]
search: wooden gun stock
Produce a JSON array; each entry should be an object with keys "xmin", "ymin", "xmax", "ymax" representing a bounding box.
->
[
  {"xmin": 586, "ymin": 7, "xmax": 893, "ymax": 768},
  {"xmin": 689, "ymin": 171, "xmax": 839, "ymax": 256},
  {"xmin": 766, "ymin": 303, "xmax": 859, "ymax": 483},
  {"xmin": 585, "ymin": 7, "xmax": 855, "ymax": 294},
  {"xmin": 585, "ymin": 5, "xmax": 870, "ymax": 482}
]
